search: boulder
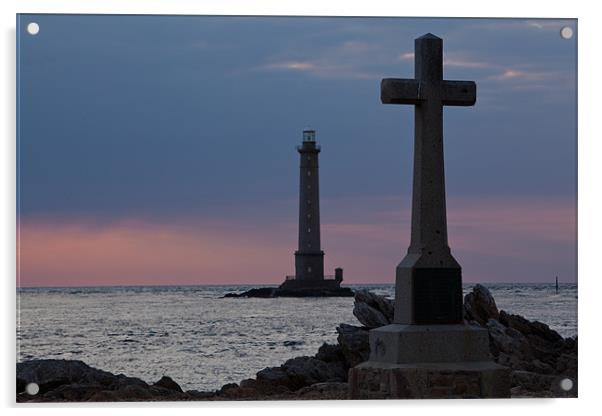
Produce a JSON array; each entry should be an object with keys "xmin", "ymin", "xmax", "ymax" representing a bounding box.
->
[
  {"xmin": 256, "ymin": 355, "xmax": 347, "ymax": 392},
  {"xmin": 486, "ymin": 318, "xmax": 533, "ymax": 362},
  {"xmin": 336, "ymin": 324, "xmax": 370, "ymax": 367},
  {"xmin": 353, "ymin": 290, "xmax": 394, "ymax": 327},
  {"xmin": 464, "ymin": 284, "xmax": 499, "ymax": 326},
  {"xmin": 153, "ymin": 375, "xmax": 183, "ymax": 393},
  {"xmin": 16, "ymin": 360, "xmax": 191, "ymax": 402},
  {"xmin": 353, "ymin": 302, "xmax": 389, "ymax": 328},
  {"xmin": 295, "ymin": 382, "xmax": 348, "ymax": 400},
  {"xmin": 499, "ymin": 311, "xmax": 563, "ymax": 343},
  {"xmin": 315, "ymin": 343, "xmax": 346, "ymax": 364},
  {"xmin": 223, "ymin": 288, "xmax": 277, "ymax": 298}
]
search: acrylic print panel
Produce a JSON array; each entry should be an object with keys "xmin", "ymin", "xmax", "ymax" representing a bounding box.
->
[{"xmin": 16, "ymin": 14, "xmax": 577, "ymax": 402}]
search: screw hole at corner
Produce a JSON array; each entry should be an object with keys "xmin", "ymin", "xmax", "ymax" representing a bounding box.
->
[
  {"xmin": 560, "ymin": 26, "xmax": 573, "ymax": 40},
  {"xmin": 25, "ymin": 382, "xmax": 39, "ymax": 395},
  {"xmin": 560, "ymin": 378, "xmax": 573, "ymax": 391},
  {"xmin": 27, "ymin": 22, "xmax": 40, "ymax": 36}
]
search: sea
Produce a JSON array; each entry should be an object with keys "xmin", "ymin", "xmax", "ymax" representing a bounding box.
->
[{"xmin": 16, "ymin": 283, "xmax": 577, "ymax": 392}]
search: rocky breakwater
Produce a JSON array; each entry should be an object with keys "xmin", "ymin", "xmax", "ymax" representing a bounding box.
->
[
  {"xmin": 17, "ymin": 285, "xmax": 576, "ymax": 401},
  {"xmin": 223, "ymin": 287, "xmax": 354, "ymax": 298}
]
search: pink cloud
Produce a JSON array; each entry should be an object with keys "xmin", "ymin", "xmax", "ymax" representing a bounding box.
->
[
  {"xmin": 17, "ymin": 219, "xmax": 296, "ymax": 287},
  {"xmin": 17, "ymin": 196, "xmax": 576, "ymax": 287}
]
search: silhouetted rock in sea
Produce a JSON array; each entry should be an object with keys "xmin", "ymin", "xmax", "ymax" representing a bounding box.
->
[
  {"xmin": 224, "ymin": 287, "xmax": 354, "ymax": 298},
  {"xmin": 17, "ymin": 285, "xmax": 577, "ymax": 401}
]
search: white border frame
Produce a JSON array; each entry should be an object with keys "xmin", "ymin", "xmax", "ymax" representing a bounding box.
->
[{"xmin": 3, "ymin": 1, "xmax": 600, "ymax": 414}]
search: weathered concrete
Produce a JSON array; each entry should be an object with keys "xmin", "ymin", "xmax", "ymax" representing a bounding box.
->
[
  {"xmin": 349, "ymin": 361, "xmax": 510, "ymax": 399},
  {"xmin": 368, "ymin": 324, "xmax": 491, "ymax": 364}
]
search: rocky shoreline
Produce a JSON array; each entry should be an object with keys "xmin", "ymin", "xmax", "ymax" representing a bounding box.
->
[{"xmin": 17, "ymin": 285, "xmax": 577, "ymax": 402}]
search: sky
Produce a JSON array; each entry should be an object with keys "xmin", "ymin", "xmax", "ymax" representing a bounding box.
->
[{"xmin": 17, "ymin": 15, "xmax": 577, "ymax": 287}]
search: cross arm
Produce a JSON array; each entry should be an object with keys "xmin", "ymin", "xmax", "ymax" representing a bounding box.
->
[
  {"xmin": 381, "ymin": 78, "xmax": 421, "ymax": 105},
  {"xmin": 442, "ymin": 80, "xmax": 476, "ymax": 106}
]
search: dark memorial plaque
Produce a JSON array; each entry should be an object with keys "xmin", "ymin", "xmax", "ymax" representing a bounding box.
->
[{"xmin": 412, "ymin": 269, "xmax": 462, "ymax": 324}]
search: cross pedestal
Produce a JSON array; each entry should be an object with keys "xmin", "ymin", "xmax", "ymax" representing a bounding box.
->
[{"xmin": 349, "ymin": 34, "xmax": 509, "ymax": 399}]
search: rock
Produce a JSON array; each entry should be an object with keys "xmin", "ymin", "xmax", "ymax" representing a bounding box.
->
[
  {"xmin": 186, "ymin": 390, "xmax": 217, "ymax": 399},
  {"xmin": 486, "ymin": 318, "xmax": 533, "ymax": 362},
  {"xmin": 315, "ymin": 343, "xmax": 346, "ymax": 364},
  {"xmin": 153, "ymin": 376, "xmax": 183, "ymax": 393},
  {"xmin": 224, "ymin": 287, "xmax": 354, "ymax": 298},
  {"xmin": 353, "ymin": 290, "xmax": 394, "ymax": 326},
  {"xmin": 336, "ymin": 324, "xmax": 370, "ymax": 367},
  {"xmin": 256, "ymin": 355, "xmax": 347, "ymax": 392},
  {"xmin": 275, "ymin": 287, "xmax": 355, "ymax": 297},
  {"xmin": 499, "ymin": 311, "xmax": 563, "ymax": 343},
  {"xmin": 17, "ymin": 377, "xmax": 27, "ymax": 394},
  {"xmin": 353, "ymin": 302, "xmax": 389, "ymax": 328},
  {"xmin": 223, "ymin": 288, "xmax": 277, "ymax": 298},
  {"xmin": 16, "ymin": 360, "xmax": 191, "ymax": 402},
  {"xmin": 295, "ymin": 382, "xmax": 348, "ymax": 399},
  {"xmin": 217, "ymin": 382, "xmax": 239, "ymax": 394},
  {"xmin": 256, "ymin": 366, "xmax": 289, "ymax": 387},
  {"xmin": 464, "ymin": 284, "xmax": 499, "ymax": 326}
]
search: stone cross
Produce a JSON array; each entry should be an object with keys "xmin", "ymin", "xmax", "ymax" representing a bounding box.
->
[{"xmin": 382, "ymin": 33, "xmax": 476, "ymax": 324}]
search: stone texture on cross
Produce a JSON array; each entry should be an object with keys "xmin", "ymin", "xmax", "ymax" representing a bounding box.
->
[{"xmin": 382, "ymin": 33, "xmax": 476, "ymax": 325}]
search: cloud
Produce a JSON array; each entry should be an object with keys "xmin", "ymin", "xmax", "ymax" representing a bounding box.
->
[
  {"xmin": 262, "ymin": 61, "xmax": 316, "ymax": 71},
  {"xmin": 399, "ymin": 51, "xmax": 493, "ymax": 69},
  {"xmin": 256, "ymin": 39, "xmax": 393, "ymax": 80},
  {"xmin": 258, "ymin": 59, "xmax": 379, "ymax": 80}
]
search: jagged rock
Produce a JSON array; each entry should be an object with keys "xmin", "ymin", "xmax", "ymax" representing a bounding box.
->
[
  {"xmin": 352, "ymin": 302, "xmax": 389, "ymax": 328},
  {"xmin": 186, "ymin": 389, "xmax": 217, "ymax": 399},
  {"xmin": 486, "ymin": 318, "xmax": 533, "ymax": 361},
  {"xmin": 464, "ymin": 284, "xmax": 499, "ymax": 326},
  {"xmin": 153, "ymin": 375, "xmax": 183, "ymax": 393},
  {"xmin": 499, "ymin": 311, "xmax": 563, "ymax": 343},
  {"xmin": 17, "ymin": 377, "xmax": 27, "ymax": 394},
  {"xmin": 295, "ymin": 382, "xmax": 348, "ymax": 399},
  {"xmin": 353, "ymin": 290, "xmax": 394, "ymax": 327},
  {"xmin": 315, "ymin": 343, "xmax": 346, "ymax": 363},
  {"xmin": 223, "ymin": 288, "xmax": 277, "ymax": 298},
  {"xmin": 336, "ymin": 324, "xmax": 370, "ymax": 367},
  {"xmin": 16, "ymin": 360, "xmax": 191, "ymax": 402},
  {"xmin": 256, "ymin": 355, "xmax": 347, "ymax": 392},
  {"xmin": 224, "ymin": 287, "xmax": 354, "ymax": 298}
]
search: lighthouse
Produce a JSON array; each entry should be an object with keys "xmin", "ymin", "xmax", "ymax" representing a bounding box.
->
[
  {"xmin": 294, "ymin": 129, "xmax": 324, "ymax": 281},
  {"xmin": 279, "ymin": 129, "xmax": 350, "ymax": 295}
]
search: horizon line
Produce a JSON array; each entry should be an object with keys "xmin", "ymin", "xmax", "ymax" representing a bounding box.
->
[{"xmin": 16, "ymin": 280, "xmax": 578, "ymax": 290}]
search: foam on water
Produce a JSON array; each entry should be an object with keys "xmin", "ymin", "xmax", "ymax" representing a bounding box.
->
[{"xmin": 17, "ymin": 283, "xmax": 577, "ymax": 391}]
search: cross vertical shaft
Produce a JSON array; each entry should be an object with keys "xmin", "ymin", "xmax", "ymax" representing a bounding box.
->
[
  {"xmin": 381, "ymin": 33, "xmax": 476, "ymax": 325},
  {"xmin": 411, "ymin": 34, "xmax": 447, "ymax": 253}
]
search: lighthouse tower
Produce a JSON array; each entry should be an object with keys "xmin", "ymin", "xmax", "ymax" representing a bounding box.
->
[
  {"xmin": 279, "ymin": 129, "xmax": 348, "ymax": 294},
  {"xmin": 294, "ymin": 129, "xmax": 324, "ymax": 281}
]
